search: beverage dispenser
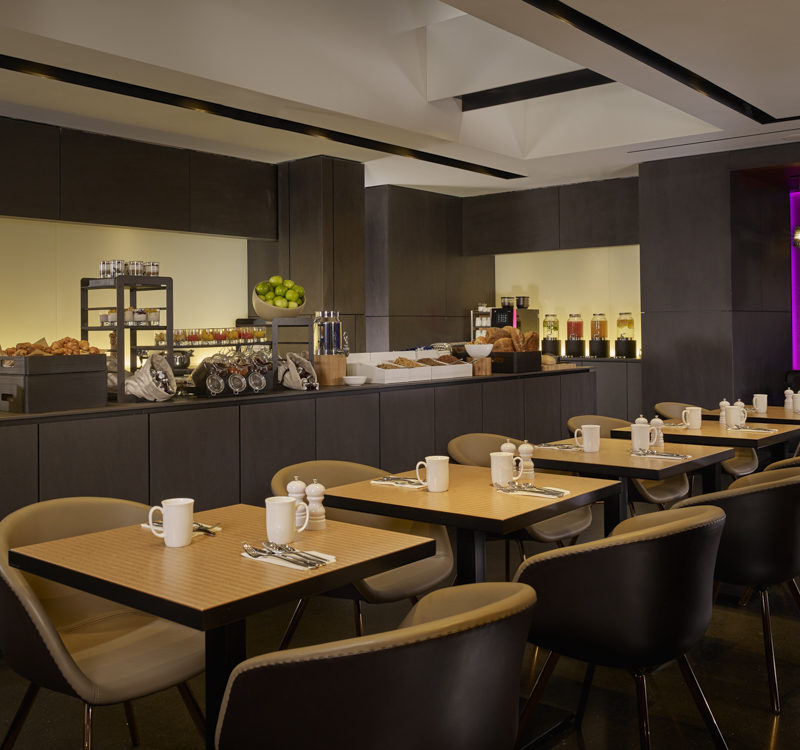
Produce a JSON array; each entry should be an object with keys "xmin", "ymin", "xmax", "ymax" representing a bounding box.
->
[
  {"xmin": 564, "ymin": 313, "xmax": 585, "ymax": 357},
  {"xmin": 589, "ymin": 312, "xmax": 610, "ymax": 357},
  {"xmin": 541, "ymin": 314, "xmax": 560, "ymax": 355},
  {"xmin": 614, "ymin": 312, "xmax": 637, "ymax": 358}
]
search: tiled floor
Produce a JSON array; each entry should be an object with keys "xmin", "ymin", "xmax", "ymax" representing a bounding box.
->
[{"xmin": 2, "ymin": 533, "xmax": 800, "ymax": 749}]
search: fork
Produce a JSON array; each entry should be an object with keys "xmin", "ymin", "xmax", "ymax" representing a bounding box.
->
[
  {"xmin": 262, "ymin": 541, "xmax": 330, "ymax": 565},
  {"xmin": 241, "ymin": 543, "xmax": 318, "ymax": 568}
]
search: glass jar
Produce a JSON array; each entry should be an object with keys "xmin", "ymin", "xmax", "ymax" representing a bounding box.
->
[
  {"xmin": 567, "ymin": 313, "xmax": 583, "ymax": 340},
  {"xmin": 590, "ymin": 313, "xmax": 608, "ymax": 340},
  {"xmin": 128, "ymin": 260, "xmax": 144, "ymax": 276},
  {"xmin": 542, "ymin": 314, "xmax": 559, "ymax": 339},
  {"xmin": 617, "ymin": 312, "xmax": 634, "ymax": 340}
]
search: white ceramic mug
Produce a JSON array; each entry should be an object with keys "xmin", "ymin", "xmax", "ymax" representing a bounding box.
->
[
  {"xmin": 681, "ymin": 406, "xmax": 702, "ymax": 430},
  {"xmin": 266, "ymin": 496, "xmax": 309, "ymax": 544},
  {"xmin": 752, "ymin": 394, "xmax": 768, "ymax": 413},
  {"xmin": 415, "ymin": 455, "xmax": 450, "ymax": 492},
  {"xmin": 724, "ymin": 404, "xmax": 746, "ymax": 428},
  {"xmin": 793, "ymin": 392, "xmax": 800, "ymax": 414},
  {"xmin": 490, "ymin": 451, "xmax": 523, "ymax": 487},
  {"xmin": 631, "ymin": 423, "xmax": 656, "ymax": 453},
  {"xmin": 574, "ymin": 424, "xmax": 600, "ymax": 453},
  {"xmin": 148, "ymin": 497, "xmax": 194, "ymax": 548}
]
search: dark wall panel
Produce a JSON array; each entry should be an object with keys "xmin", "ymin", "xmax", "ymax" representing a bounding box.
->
[
  {"xmin": 365, "ymin": 186, "xmax": 390, "ymax": 318},
  {"xmin": 316, "ymin": 393, "xmax": 380, "ymax": 466},
  {"xmin": 434, "ymin": 382, "xmax": 483, "ymax": 455},
  {"xmin": 0, "ymin": 117, "xmax": 59, "ymax": 220},
  {"xmin": 60, "ymin": 129, "xmax": 190, "ymax": 231},
  {"xmin": 560, "ymin": 371, "xmax": 597, "ymax": 434},
  {"xmin": 240, "ymin": 399, "xmax": 316, "ymax": 505},
  {"xmin": 150, "ymin": 407, "xmax": 239, "ymax": 511},
  {"xmin": 332, "ymin": 158, "xmax": 366, "ymax": 316},
  {"xmin": 558, "ymin": 178, "xmax": 638, "ymax": 248},
  {"xmin": 380, "ymin": 388, "xmax": 435, "ymax": 473},
  {"xmin": 482, "ymin": 379, "xmax": 524, "ymax": 438},
  {"xmin": 190, "ymin": 152, "xmax": 276, "ymax": 239},
  {"xmin": 0, "ymin": 424, "xmax": 38, "ymax": 515},
  {"xmin": 39, "ymin": 415, "xmax": 148, "ymax": 501},
  {"xmin": 523, "ymin": 377, "xmax": 561, "ymax": 443}
]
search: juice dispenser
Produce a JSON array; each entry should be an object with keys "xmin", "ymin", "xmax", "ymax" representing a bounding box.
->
[
  {"xmin": 541, "ymin": 314, "xmax": 560, "ymax": 355},
  {"xmin": 564, "ymin": 313, "xmax": 585, "ymax": 357},
  {"xmin": 614, "ymin": 312, "xmax": 637, "ymax": 358},
  {"xmin": 589, "ymin": 312, "xmax": 610, "ymax": 357}
]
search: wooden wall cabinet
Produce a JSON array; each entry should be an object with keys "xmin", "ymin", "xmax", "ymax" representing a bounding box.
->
[
  {"xmin": 0, "ymin": 424, "xmax": 38, "ymax": 515},
  {"xmin": 379, "ymin": 388, "xmax": 436, "ymax": 473},
  {"xmin": 315, "ymin": 393, "xmax": 380, "ymax": 467}
]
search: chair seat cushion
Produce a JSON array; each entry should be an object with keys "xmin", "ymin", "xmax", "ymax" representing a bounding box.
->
[
  {"xmin": 632, "ymin": 474, "xmax": 690, "ymax": 505},
  {"xmin": 525, "ymin": 507, "xmax": 592, "ymax": 543},
  {"xmin": 722, "ymin": 448, "xmax": 758, "ymax": 478}
]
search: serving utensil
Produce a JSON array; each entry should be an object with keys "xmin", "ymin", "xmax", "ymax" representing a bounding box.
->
[
  {"xmin": 262, "ymin": 541, "xmax": 330, "ymax": 565},
  {"xmin": 241, "ymin": 543, "xmax": 319, "ymax": 568}
]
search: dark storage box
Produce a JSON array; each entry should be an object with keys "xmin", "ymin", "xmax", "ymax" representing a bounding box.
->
[
  {"xmin": 490, "ymin": 351, "xmax": 542, "ymax": 373},
  {"xmin": 0, "ymin": 354, "xmax": 107, "ymax": 412}
]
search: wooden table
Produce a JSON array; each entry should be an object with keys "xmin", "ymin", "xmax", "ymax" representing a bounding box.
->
[
  {"xmin": 325, "ymin": 464, "xmax": 621, "ymax": 584},
  {"xmin": 8, "ymin": 504, "xmax": 435, "ymax": 749},
  {"xmin": 703, "ymin": 405, "xmax": 800, "ymax": 426},
  {"xmin": 530, "ymin": 438, "xmax": 735, "ymax": 532}
]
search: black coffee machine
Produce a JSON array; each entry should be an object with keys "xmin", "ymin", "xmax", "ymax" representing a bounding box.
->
[{"xmin": 491, "ymin": 296, "xmax": 538, "ymax": 331}]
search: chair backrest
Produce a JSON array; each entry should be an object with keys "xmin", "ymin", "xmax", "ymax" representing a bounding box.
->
[
  {"xmin": 729, "ymin": 466, "xmax": 800, "ymax": 487},
  {"xmin": 447, "ymin": 433, "xmax": 522, "ymax": 467},
  {"xmin": 654, "ymin": 401, "xmax": 699, "ymax": 420},
  {"xmin": 674, "ymin": 475, "xmax": 800, "ymax": 587},
  {"xmin": 764, "ymin": 456, "xmax": 800, "ymax": 472},
  {"xmin": 271, "ymin": 459, "xmax": 385, "ymax": 495},
  {"xmin": 513, "ymin": 505, "xmax": 725, "ymax": 669},
  {"xmin": 0, "ymin": 496, "xmax": 149, "ymax": 698},
  {"xmin": 566, "ymin": 415, "xmax": 629, "ymax": 438},
  {"xmin": 215, "ymin": 582, "xmax": 537, "ymax": 750}
]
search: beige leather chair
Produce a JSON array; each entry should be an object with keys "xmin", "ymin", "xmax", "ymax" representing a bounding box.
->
[
  {"xmin": 215, "ymin": 582, "xmax": 536, "ymax": 750},
  {"xmin": 764, "ymin": 455, "xmax": 800, "ymax": 472},
  {"xmin": 675, "ymin": 474, "xmax": 800, "ymax": 714},
  {"xmin": 271, "ymin": 460, "xmax": 455, "ymax": 645},
  {"xmin": 567, "ymin": 415, "xmax": 690, "ymax": 511},
  {"xmin": 515, "ymin": 505, "xmax": 727, "ymax": 750},
  {"xmin": 654, "ymin": 402, "xmax": 758, "ymax": 479},
  {"xmin": 0, "ymin": 497, "xmax": 205, "ymax": 750}
]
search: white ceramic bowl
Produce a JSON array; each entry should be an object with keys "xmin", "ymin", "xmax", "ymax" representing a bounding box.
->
[
  {"xmin": 252, "ymin": 288, "xmax": 307, "ymax": 320},
  {"xmin": 465, "ymin": 343, "xmax": 493, "ymax": 359},
  {"xmin": 343, "ymin": 375, "xmax": 367, "ymax": 387}
]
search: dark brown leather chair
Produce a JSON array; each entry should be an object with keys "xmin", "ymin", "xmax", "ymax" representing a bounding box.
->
[
  {"xmin": 514, "ymin": 505, "xmax": 727, "ymax": 750},
  {"xmin": 675, "ymin": 474, "xmax": 800, "ymax": 714},
  {"xmin": 0, "ymin": 497, "xmax": 205, "ymax": 750},
  {"xmin": 215, "ymin": 582, "xmax": 537, "ymax": 750}
]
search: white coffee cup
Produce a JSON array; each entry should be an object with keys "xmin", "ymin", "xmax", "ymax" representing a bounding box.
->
[
  {"xmin": 681, "ymin": 406, "xmax": 702, "ymax": 430},
  {"xmin": 752, "ymin": 394, "xmax": 768, "ymax": 413},
  {"xmin": 266, "ymin": 496, "xmax": 309, "ymax": 544},
  {"xmin": 793, "ymin": 392, "xmax": 800, "ymax": 414},
  {"xmin": 631, "ymin": 423, "xmax": 656, "ymax": 453},
  {"xmin": 415, "ymin": 455, "xmax": 450, "ymax": 492},
  {"xmin": 574, "ymin": 424, "xmax": 600, "ymax": 453},
  {"xmin": 490, "ymin": 451, "xmax": 523, "ymax": 487},
  {"xmin": 724, "ymin": 404, "xmax": 746, "ymax": 428},
  {"xmin": 148, "ymin": 497, "xmax": 194, "ymax": 548}
]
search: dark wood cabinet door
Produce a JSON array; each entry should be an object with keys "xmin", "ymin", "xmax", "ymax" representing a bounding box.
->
[
  {"xmin": 316, "ymin": 393, "xmax": 380, "ymax": 467},
  {"xmin": 60, "ymin": 129, "xmax": 191, "ymax": 231},
  {"xmin": 0, "ymin": 424, "xmax": 38, "ymax": 516},
  {"xmin": 240, "ymin": 399, "xmax": 316, "ymax": 506},
  {"xmin": 558, "ymin": 178, "xmax": 638, "ymax": 249},
  {"xmin": 150, "ymin": 407, "xmax": 239, "ymax": 511},
  {"xmin": 482, "ymin": 380, "xmax": 524, "ymax": 438},
  {"xmin": 522, "ymin": 377, "xmax": 562, "ymax": 443},
  {"xmin": 380, "ymin": 388, "xmax": 435, "ymax": 473},
  {"xmin": 0, "ymin": 117, "xmax": 59, "ymax": 220},
  {"xmin": 434, "ymin": 382, "xmax": 483, "ymax": 455},
  {"xmin": 39, "ymin": 415, "xmax": 148, "ymax": 502},
  {"xmin": 560, "ymin": 372, "xmax": 597, "ymax": 436},
  {"xmin": 190, "ymin": 152, "xmax": 277, "ymax": 239}
]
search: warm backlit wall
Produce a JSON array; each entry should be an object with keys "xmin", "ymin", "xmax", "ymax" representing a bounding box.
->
[{"xmin": 0, "ymin": 217, "xmax": 248, "ymax": 352}]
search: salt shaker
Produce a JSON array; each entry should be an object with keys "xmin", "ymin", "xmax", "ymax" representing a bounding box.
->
[
  {"xmin": 785, "ymin": 388, "xmax": 794, "ymax": 410},
  {"xmin": 306, "ymin": 478, "xmax": 326, "ymax": 530},
  {"xmin": 286, "ymin": 475, "xmax": 308, "ymax": 529},
  {"xmin": 500, "ymin": 438, "xmax": 517, "ymax": 455},
  {"xmin": 518, "ymin": 440, "xmax": 535, "ymax": 482},
  {"xmin": 650, "ymin": 415, "xmax": 664, "ymax": 450},
  {"xmin": 719, "ymin": 398, "xmax": 730, "ymax": 425}
]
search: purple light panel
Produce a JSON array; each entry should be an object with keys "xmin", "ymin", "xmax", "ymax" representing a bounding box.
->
[{"xmin": 792, "ymin": 192, "xmax": 800, "ymax": 369}]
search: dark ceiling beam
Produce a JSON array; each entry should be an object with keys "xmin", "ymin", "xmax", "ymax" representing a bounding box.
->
[
  {"xmin": 459, "ymin": 68, "xmax": 613, "ymax": 111},
  {"xmin": 0, "ymin": 53, "xmax": 526, "ymax": 180}
]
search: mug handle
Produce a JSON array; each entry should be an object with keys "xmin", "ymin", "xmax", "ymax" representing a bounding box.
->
[
  {"xmin": 415, "ymin": 461, "xmax": 427, "ymax": 485},
  {"xmin": 739, "ymin": 406, "xmax": 747, "ymax": 424},
  {"xmin": 681, "ymin": 409, "xmax": 689, "ymax": 425},
  {"xmin": 511, "ymin": 456, "xmax": 523, "ymax": 481},
  {"xmin": 295, "ymin": 503, "xmax": 310, "ymax": 533},
  {"xmin": 649, "ymin": 426, "xmax": 657, "ymax": 445},
  {"xmin": 574, "ymin": 428, "xmax": 583, "ymax": 446},
  {"xmin": 148, "ymin": 506, "xmax": 165, "ymax": 538}
]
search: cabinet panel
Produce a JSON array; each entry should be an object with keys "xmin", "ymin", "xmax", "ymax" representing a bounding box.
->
[
  {"xmin": 316, "ymin": 393, "xmax": 380, "ymax": 467},
  {"xmin": 522, "ymin": 377, "xmax": 561, "ymax": 443},
  {"xmin": 333, "ymin": 159, "xmax": 366, "ymax": 315},
  {"xmin": 61, "ymin": 129, "xmax": 190, "ymax": 231},
  {"xmin": 39, "ymin": 415, "xmax": 148, "ymax": 501},
  {"xmin": 190, "ymin": 152, "xmax": 277, "ymax": 239},
  {"xmin": 482, "ymin": 380, "xmax": 524, "ymax": 438},
  {"xmin": 150, "ymin": 407, "xmax": 239, "ymax": 511},
  {"xmin": 0, "ymin": 424, "xmax": 38, "ymax": 516},
  {"xmin": 560, "ymin": 372, "xmax": 597, "ymax": 436},
  {"xmin": 558, "ymin": 178, "xmax": 638, "ymax": 248},
  {"xmin": 434, "ymin": 382, "xmax": 483, "ymax": 455},
  {"xmin": 588, "ymin": 362, "xmax": 628, "ymax": 420},
  {"xmin": 240, "ymin": 399, "xmax": 316, "ymax": 506},
  {"xmin": 0, "ymin": 117, "xmax": 59, "ymax": 220},
  {"xmin": 380, "ymin": 388, "xmax": 435, "ymax": 473}
]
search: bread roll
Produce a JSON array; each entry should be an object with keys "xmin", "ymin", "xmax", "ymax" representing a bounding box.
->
[
  {"xmin": 504, "ymin": 326, "xmax": 524, "ymax": 351},
  {"xmin": 492, "ymin": 337, "xmax": 514, "ymax": 352},
  {"xmin": 523, "ymin": 331, "xmax": 539, "ymax": 351},
  {"xmin": 485, "ymin": 327, "xmax": 511, "ymax": 344}
]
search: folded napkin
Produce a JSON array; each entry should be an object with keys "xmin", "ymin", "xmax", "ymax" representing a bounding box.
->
[
  {"xmin": 726, "ymin": 426, "xmax": 778, "ymax": 433},
  {"xmin": 370, "ymin": 478, "xmax": 427, "ymax": 489},
  {"xmin": 533, "ymin": 443, "xmax": 583, "ymax": 451},
  {"xmin": 630, "ymin": 451, "xmax": 690, "ymax": 460},
  {"xmin": 504, "ymin": 488, "xmax": 571, "ymax": 499},
  {"xmin": 240, "ymin": 550, "xmax": 336, "ymax": 570},
  {"xmin": 665, "ymin": 421, "xmax": 689, "ymax": 429},
  {"xmin": 140, "ymin": 522, "xmax": 221, "ymax": 537}
]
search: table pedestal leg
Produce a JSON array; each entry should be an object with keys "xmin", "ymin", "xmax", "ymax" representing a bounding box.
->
[
  {"xmin": 603, "ymin": 481, "xmax": 627, "ymax": 536},
  {"xmin": 456, "ymin": 528, "xmax": 486, "ymax": 584},
  {"xmin": 700, "ymin": 464, "xmax": 721, "ymax": 493},
  {"xmin": 205, "ymin": 620, "xmax": 246, "ymax": 750}
]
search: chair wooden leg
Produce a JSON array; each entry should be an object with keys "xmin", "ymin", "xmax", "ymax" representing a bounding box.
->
[
  {"xmin": 516, "ymin": 538, "xmax": 526, "ymax": 562},
  {"xmin": 633, "ymin": 672, "xmax": 651, "ymax": 750},
  {"xmin": 123, "ymin": 701, "xmax": 139, "ymax": 746},
  {"xmin": 505, "ymin": 539, "xmax": 512, "ymax": 581},
  {"xmin": 760, "ymin": 589, "xmax": 781, "ymax": 714},
  {"xmin": 0, "ymin": 683, "xmax": 39, "ymax": 750},
  {"xmin": 676, "ymin": 655, "xmax": 729, "ymax": 750},
  {"xmin": 518, "ymin": 651, "xmax": 560, "ymax": 736},
  {"xmin": 574, "ymin": 663, "xmax": 595, "ymax": 729},
  {"xmin": 353, "ymin": 599, "xmax": 364, "ymax": 636},
  {"xmin": 83, "ymin": 703, "xmax": 93, "ymax": 750},
  {"xmin": 786, "ymin": 578, "xmax": 800, "ymax": 617},
  {"xmin": 177, "ymin": 682, "xmax": 206, "ymax": 738},
  {"xmin": 279, "ymin": 598, "xmax": 309, "ymax": 650},
  {"xmin": 738, "ymin": 586, "xmax": 754, "ymax": 607}
]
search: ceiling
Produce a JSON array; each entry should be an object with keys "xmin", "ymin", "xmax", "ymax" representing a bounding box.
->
[{"xmin": 1, "ymin": 0, "xmax": 799, "ymax": 195}]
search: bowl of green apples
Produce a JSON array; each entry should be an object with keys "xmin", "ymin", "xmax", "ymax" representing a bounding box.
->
[{"xmin": 252, "ymin": 275, "xmax": 307, "ymax": 319}]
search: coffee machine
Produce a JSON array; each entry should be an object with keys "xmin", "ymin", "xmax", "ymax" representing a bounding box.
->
[{"xmin": 490, "ymin": 296, "xmax": 539, "ymax": 333}]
